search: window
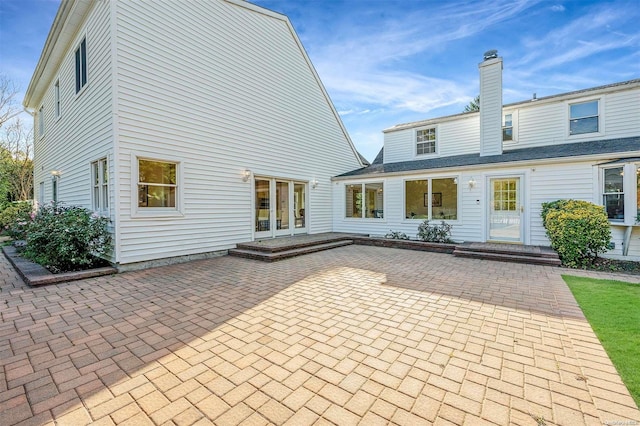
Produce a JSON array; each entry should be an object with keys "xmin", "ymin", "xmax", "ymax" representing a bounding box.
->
[
  {"xmin": 38, "ymin": 106, "xmax": 44, "ymax": 137},
  {"xmin": 416, "ymin": 128, "xmax": 436, "ymax": 155},
  {"xmin": 54, "ymin": 80, "xmax": 60, "ymax": 117},
  {"xmin": 603, "ymin": 167, "xmax": 624, "ymax": 220},
  {"xmin": 502, "ymin": 113, "xmax": 513, "ymax": 141},
  {"xmin": 75, "ymin": 38, "xmax": 87, "ymax": 93},
  {"xmin": 345, "ymin": 183, "xmax": 383, "ymax": 218},
  {"xmin": 138, "ymin": 159, "xmax": 177, "ymax": 208},
  {"xmin": 91, "ymin": 158, "xmax": 109, "ymax": 211},
  {"xmin": 570, "ymin": 100, "xmax": 598, "ymax": 135},
  {"xmin": 39, "ymin": 182, "xmax": 44, "ymax": 206},
  {"xmin": 405, "ymin": 177, "xmax": 458, "ymax": 220},
  {"xmin": 52, "ymin": 178, "xmax": 58, "ymax": 203}
]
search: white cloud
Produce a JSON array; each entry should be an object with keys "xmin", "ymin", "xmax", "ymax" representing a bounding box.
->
[{"xmin": 551, "ymin": 5, "xmax": 566, "ymax": 12}]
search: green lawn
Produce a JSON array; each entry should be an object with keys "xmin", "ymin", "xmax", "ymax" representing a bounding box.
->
[{"xmin": 563, "ymin": 275, "xmax": 640, "ymax": 408}]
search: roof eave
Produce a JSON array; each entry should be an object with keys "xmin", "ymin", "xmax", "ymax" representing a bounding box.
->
[
  {"xmin": 23, "ymin": 0, "xmax": 93, "ymax": 109},
  {"xmin": 331, "ymin": 149, "xmax": 640, "ymax": 181}
]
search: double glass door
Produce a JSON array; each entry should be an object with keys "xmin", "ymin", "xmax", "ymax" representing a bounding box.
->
[{"xmin": 255, "ymin": 178, "xmax": 306, "ymax": 238}]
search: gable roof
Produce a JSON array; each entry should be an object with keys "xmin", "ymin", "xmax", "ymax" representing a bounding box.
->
[
  {"xmin": 385, "ymin": 79, "xmax": 640, "ymax": 133},
  {"xmin": 334, "ymin": 137, "xmax": 640, "ymax": 178}
]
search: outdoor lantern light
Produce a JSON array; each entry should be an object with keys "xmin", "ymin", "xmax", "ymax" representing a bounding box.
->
[
  {"xmin": 242, "ymin": 169, "xmax": 251, "ymax": 182},
  {"xmin": 50, "ymin": 170, "xmax": 61, "ymax": 180},
  {"xmin": 311, "ymin": 178, "xmax": 319, "ymax": 189},
  {"xmin": 468, "ymin": 177, "xmax": 476, "ymax": 189}
]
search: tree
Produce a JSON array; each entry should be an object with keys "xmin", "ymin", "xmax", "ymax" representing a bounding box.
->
[
  {"xmin": 463, "ymin": 95, "xmax": 480, "ymax": 113},
  {"xmin": 1, "ymin": 118, "xmax": 34, "ymax": 202},
  {"xmin": 0, "ymin": 74, "xmax": 20, "ymax": 128},
  {"xmin": 0, "ymin": 75, "xmax": 34, "ymax": 204}
]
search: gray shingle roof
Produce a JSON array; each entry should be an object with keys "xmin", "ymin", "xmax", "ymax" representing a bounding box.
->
[{"xmin": 336, "ymin": 137, "xmax": 640, "ymax": 178}]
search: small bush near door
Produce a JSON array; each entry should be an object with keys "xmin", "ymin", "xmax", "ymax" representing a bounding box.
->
[
  {"xmin": 417, "ymin": 220, "xmax": 453, "ymax": 243},
  {"xmin": 542, "ymin": 199, "xmax": 611, "ymax": 268}
]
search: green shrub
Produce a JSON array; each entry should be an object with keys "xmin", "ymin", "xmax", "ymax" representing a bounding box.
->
[
  {"xmin": 384, "ymin": 230, "xmax": 409, "ymax": 240},
  {"xmin": 0, "ymin": 201, "xmax": 33, "ymax": 239},
  {"xmin": 417, "ymin": 220, "xmax": 453, "ymax": 243},
  {"xmin": 23, "ymin": 203, "xmax": 112, "ymax": 273},
  {"xmin": 541, "ymin": 199, "xmax": 611, "ymax": 267}
]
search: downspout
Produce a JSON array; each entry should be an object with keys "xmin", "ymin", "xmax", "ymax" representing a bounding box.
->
[{"xmin": 623, "ymin": 226, "xmax": 632, "ymax": 256}]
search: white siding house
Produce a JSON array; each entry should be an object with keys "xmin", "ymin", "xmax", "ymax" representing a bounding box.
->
[
  {"xmin": 333, "ymin": 52, "xmax": 640, "ymax": 259},
  {"xmin": 24, "ymin": 0, "xmax": 363, "ymax": 268}
]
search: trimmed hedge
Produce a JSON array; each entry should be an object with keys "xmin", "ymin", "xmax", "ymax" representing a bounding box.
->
[{"xmin": 542, "ymin": 199, "xmax": 611, "ymax": 267}]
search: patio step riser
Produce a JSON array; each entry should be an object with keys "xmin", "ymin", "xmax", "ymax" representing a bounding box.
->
[
  {"xmin": 236, "ymin": 237, "xmax": 355, "ymax": 253},
  {"xmin": 453, "ymin": 249, "xmax": 562, "ymax": 266},
  {"xmin": 456, "ymin": 246, "xmax": 559, "ymax": 258},
  {"xmin": 229, "ymin": 240, "xmax": 354, "ymax": 262}
]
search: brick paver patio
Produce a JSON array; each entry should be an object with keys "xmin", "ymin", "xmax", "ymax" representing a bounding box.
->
[{"xmin": 1, "ymin": 245, "xmax": 639, "ymax": 425}]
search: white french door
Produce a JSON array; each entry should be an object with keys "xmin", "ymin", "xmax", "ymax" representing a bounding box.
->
[
  {"xmin": 488, "ymin": 176, "xmax": 523, "ymax": 243},
  {"xmin": 254, "ymin": 177, "xmax": 307, "ymax": 238}
]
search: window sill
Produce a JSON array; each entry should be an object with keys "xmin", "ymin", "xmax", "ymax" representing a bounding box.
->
[{"xmin": 132, "ymin": 209, "xmax": 184, "ymax": 219}]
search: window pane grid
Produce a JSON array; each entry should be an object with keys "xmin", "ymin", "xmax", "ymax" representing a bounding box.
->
[{"xmin": 416, "ymin": 128, "xmax": 436, "ymax": 155}]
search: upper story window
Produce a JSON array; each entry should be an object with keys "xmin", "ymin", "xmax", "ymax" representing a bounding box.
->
[
  {"xmin": 502, "ymin": 113, "xmax": 513, "ymax": 141},
  {"xmin": 138, "ymin": 158, "xmax": 177, "ymax": 208},
  {"xmin": 54, "ymin": 80, "xmax": 61, "ymax": 117},
  {"xmin": 416, "ymin": 128, "xmax": 436, "ymax": 155},
  {"xmin": 603, "ymin": 167, "xmax": 624, "ymax": 221},
  {"xmin": 345, "ymin": 182, "xmax": 384, "ymax": 219},
  {"xmin": 92, "ymin": 158, "xmax": 109, "ymax": 212},
  {"xmin": 569, "ymin": 100, "xmax": 598, "ymax": 135},
  {"xmin": 38, "ymin": 106, "xmax": 44, "ymax": 137},
  {"xmin": 75, "ymin": 38, "xmax": 87, "ymax": 93}
]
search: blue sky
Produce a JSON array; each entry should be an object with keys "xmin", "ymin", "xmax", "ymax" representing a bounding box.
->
[{"xmin": 1, "ymin": 0, "xmax": 639, "ymax": 161}]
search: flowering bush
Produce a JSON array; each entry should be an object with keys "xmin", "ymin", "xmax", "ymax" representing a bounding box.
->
[
  {"xmin": 0, "ymin": 201, "xmax": 33, "ymax": 240},
  {"xmin": 22, "ymin": 203, "xmax": 112, "ymax": 273},
  {"xmin": 384, "ymin": 230, "xmax": 410, "ymax": 240},
  {"xmin": 417, "ymin": 220, "xmax": 453, "ymax": 243}
]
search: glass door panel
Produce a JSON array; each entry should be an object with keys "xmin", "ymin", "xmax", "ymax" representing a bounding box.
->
[
  {"xmin": 294, "ymin": 183, "xmax": 306, "ymax": 230},
  {"xmin": 275, "ymin": 181, "xmax": 289, "ymax": 233},
  {"xmin": 489, "ymin": 177, "xmax": 522, "ymax": 242},
  {"xmin": 255, "ymin": 179, "xmax": 271, "ymax": 235}
]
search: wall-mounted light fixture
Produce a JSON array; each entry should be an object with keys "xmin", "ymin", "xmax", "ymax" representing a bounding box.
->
[
  {"xmin": 311, "ymin": 178, "xmax": 319, "ymax": 189},
  {"xmin": 242, "ymin": 169, "xmax": 251, "ymax": 182},
  {"xmin": 50, "ymin": 170, "xmax": 61, "ymax": 180},
  {"xmin": 468, "ymin": 177, "xmax": 476, "ymax": 189},
  {"xmin": 453, "ymin": 177, "xmax": 458, "ymax": 185}
]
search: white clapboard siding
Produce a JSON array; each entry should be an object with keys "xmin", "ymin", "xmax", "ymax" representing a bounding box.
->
[
  {"xmin": 604, "ymin": 90, "xmax": 640, "ymax": 138},
  {"xmin": 32, "ymin": 1, "xmax": 114, "ymax": 221},
  {"xmin": 528, "ymin": 162, "xmax": 596, "ymax": 246},
  {"xmin": 114, "ymin": 0, "xmax": 361, "ymax": 264}
]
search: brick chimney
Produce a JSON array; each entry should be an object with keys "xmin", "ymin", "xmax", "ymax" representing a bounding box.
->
[{"xmin": 479, "ymin": 50, "xmax": 503, "ymax": 156}]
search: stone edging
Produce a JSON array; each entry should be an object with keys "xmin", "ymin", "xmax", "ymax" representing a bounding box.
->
[{"xmin": 2, "ymin": 245, "xmax": 117, "ymax": 287}]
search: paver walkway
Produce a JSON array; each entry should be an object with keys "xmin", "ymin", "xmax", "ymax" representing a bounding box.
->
[{"xmin": 1, "ymin": 245, "xmax": 639, "ymax": 425}]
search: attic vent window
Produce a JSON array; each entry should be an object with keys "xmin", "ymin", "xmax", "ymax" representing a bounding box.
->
[{"xmin": 75, "ymin": 38, "xmax": 87, "ymax": 93}]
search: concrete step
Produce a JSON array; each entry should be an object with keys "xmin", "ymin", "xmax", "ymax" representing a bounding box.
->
[
  {"xmin": 229, "ymin": 240, "xmax": 354, "ymax": 262},
  {"xmin": 452, "ymin": 249, "xmax": 562, "ymax": 266},
  {"xmin": 235, "ymin": 236, "xmax": 356, "ymax": 253}
]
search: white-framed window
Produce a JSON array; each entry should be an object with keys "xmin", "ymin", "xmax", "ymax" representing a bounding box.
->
[
  {"xmin": 137, "ymin": 158, "xmax": 178, "ymax": 208},
  {"xmin": 38, "ymin": 182, "xmax": 44, "ymax": 206},
  {"xmin": 38, "ymin": 106, "xmax": 44, "ymax": 137},
  {"xmin": 416, "ymin": 127, "xmax": 436, "ymax": 155},
  {"xmin": 54, "ymin": 80, "xmax": 61, "ymax": 118},
  {"xmin": 502, "ymin": 113, "xmax": 513, "ymax": 141},
  {"xmin": 52, "ymin": 178, "xmax": 58, "ymax": 203},
  {"xmin": 91, "ymin": 158, "xmax": 109, "ymax": 212},
  {"xmin": 569, "ymin": 100, "xmax": 599, "ymax": 135},
  {"xmin": 405, "ymin": 177, "xmax": 458, "ymax": 220},
  {"xmin": 603, "ymin": 166, "xmax": 624, "ymax": 221},
  {"xmin": 75, "ymin": 37, "xmax": 88, "ymax": 93},
  {"xmin": 345, "ymin": 182, "xmax": 384, "ymax": 218}
]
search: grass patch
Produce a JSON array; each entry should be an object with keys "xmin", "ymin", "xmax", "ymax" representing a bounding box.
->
[{"xmin": 563, "ymin": 275, "xmax": 640, "ymax": 407}]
